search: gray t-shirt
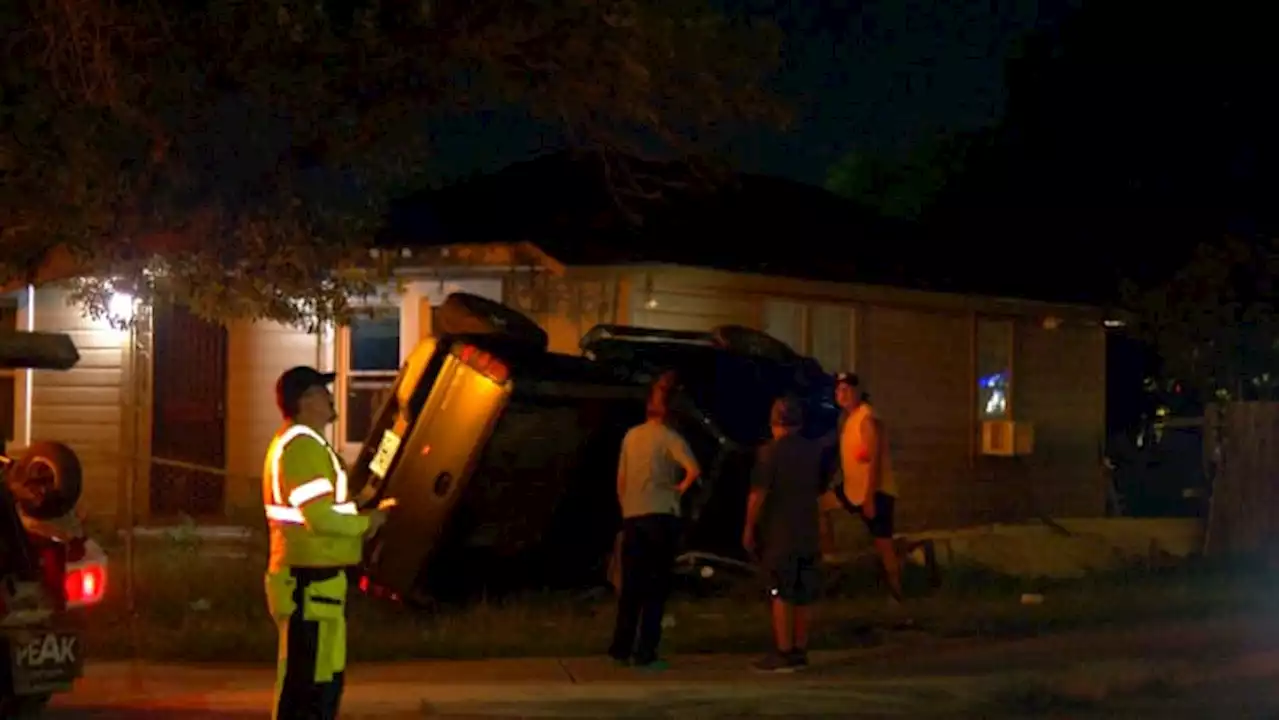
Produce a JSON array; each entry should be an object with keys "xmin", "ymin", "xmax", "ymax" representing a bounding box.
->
[
  {"xmin": 617, "ymin": 421, "xmax": 699, "ymax": 519},
  {"xmin": 751, "ymin": 433, "xmax": 829, "ymax": 563}
]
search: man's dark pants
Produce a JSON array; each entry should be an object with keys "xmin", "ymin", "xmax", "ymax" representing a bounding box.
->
[
  {"xmin": 833, "ymin": 486, "xmax": 897, "ymax": 538},
  {"xmin": 769, "ymin": 551, "xmax": 822, "ymax": 607},
  {"xmin": 276, "ymin": 567, "xmax": 345, "ymax": 720},
  {"xmin": 609, "ymin": 513, "xmax": 681, "ymax": 664}
]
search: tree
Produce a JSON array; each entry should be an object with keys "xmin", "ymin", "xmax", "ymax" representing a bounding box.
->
[
  {"xmin": 1123, "ymin": 236, "xmax": 1279, "ymax": 405},
  {"xmin": 0, "ymin": 0, "xmax": 784, "ymax": 328},
  {"xmin": 825, "ymin": 131, "xmax": 997, "ymax": 222}
]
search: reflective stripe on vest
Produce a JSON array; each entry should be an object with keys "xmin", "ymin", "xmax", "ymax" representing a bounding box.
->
[
  {"xmin": 265, "ymin": 424, "xmax": 354, "ymax": 526},
  {"xmin": 265, "ymin": 501, "xmax": 359, "ymax": 524}
]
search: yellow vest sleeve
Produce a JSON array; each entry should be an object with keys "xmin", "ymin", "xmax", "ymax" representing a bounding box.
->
[{"xmin": 279, "ymin": 437, "xmax": 371, "ymax": 539}]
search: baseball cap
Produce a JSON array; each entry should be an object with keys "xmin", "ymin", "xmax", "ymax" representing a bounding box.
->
[
  {"xmin": 834, "ymin": 371, "xmax": 860, "ymax": 388},
  {"xmin": 770, "ymin": 396, "xmax": 804, "ymax": 429},
  {"xmin": 276, "ymin": 365, "xmax": 337, "ymax": 417}
]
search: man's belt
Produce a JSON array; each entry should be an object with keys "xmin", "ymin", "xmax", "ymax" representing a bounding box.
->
[{"xmin": 289, "ymin": 566, "xmax": 345, "ymax": 583}]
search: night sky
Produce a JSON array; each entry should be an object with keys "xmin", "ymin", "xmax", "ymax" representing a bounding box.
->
[{"xmin": 427, "ymin": 0, "xmax": 1079, "ymax": 187}]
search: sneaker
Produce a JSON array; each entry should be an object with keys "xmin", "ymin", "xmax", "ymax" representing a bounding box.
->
[
  {"xmin": 752, "ymin": 651, "xmax": 800, "ymax": 673},
  {"xmin": 786, "ymin": 648, "xmax": 809, "ymax": 668},
  {"xmin": 609, "ymin": 655, "xmax": 631, "ymax": 668}
]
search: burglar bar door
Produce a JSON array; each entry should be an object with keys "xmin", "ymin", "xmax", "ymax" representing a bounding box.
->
[{"xmin": 149, "ymin": 302, "xmax": 229, "ymax": 519}]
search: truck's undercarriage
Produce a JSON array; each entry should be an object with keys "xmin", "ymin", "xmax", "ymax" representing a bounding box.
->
[{"xmin": 349, "ymin": 293, "xmax": 838, "ymax": 603}]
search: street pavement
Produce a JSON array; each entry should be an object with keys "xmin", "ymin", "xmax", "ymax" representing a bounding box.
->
[{"xmin": 47, "ymin": 616, "xmax": 1277, "ymax": 718}]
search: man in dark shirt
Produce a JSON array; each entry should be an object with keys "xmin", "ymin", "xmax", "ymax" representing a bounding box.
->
[{"xmin": 742, "ymin": 396, "xmax": 829, "ymax": 672}]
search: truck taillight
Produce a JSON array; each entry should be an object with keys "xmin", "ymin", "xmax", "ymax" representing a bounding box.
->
[
  {"xmin": 357, "ymin": 574, "xmax": 400, "ymax": 602},
  {"xmin": 457, "ymin": 345, "xmax": 510, "ymax": 385},
  {"xmin": 65, "ymin": 564, "xmax": 105, "ymax": 605}
]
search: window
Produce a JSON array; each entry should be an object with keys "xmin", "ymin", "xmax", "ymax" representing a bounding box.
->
[
  {"xmin": 343, "ymin": 309, "xmax": 401, "ymax": 445},
  {"xmin": 809, "ymin": 304, "xmax": 855, "ymax": 374},
  {"xmin": 976, "ymin": 317, "xmax": 1014, "ymax": 419},
  {"xmin": 0, "ymin": 303, "xmax": 16, "ymax": 443}
]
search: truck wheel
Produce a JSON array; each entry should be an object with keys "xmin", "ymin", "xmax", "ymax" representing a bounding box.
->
[
  {"xmin": 434, "ymin": 293, "xmax": 549, "ymax": 351},
  {"xmin": 8, "ymin": 441, "xmax": 83, "ymax": 520},
  {"xmin": 0, "ymin": 693, "xmax": 51, "ymax": 718}
]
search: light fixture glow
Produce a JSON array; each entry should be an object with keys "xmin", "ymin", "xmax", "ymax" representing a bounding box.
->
[{"xmin": 108, "ymin": 292, "xmax": 135, "ymax": 324}]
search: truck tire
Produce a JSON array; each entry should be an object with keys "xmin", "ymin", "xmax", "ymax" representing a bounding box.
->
[
  {"xmin": 8, "ymin": 441, "xmax": 83, "ymax": 520},
  {"xmin": 434, "ymin": 292, "xmax": 548, "ymax": 351}
]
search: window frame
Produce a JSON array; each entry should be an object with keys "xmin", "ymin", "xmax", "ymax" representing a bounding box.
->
[
  {"xmin": 975, "ymin": 315, "xmax": 1016, "ymax": 421},
  {"xmin": 338, "ymin": 306, "xmax": 403, "ymax": 450}
]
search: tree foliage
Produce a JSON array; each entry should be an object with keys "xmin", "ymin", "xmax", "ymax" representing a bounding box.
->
[
  {"xmin": 1123, "ymin": 237, "xmax": 1278, "ymax": 403},
  {"xmin": 0, "ymin": 0, "xmax": 784, "ymax": 327},
  {"xmin": 824, "ymin": 132, "xmax": 993, "ymax": 221}
]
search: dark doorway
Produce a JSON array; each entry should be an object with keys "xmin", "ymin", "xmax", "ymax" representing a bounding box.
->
[{"xmin": 149, "ymin": 303, "xmax": 228, "ymax": 519}]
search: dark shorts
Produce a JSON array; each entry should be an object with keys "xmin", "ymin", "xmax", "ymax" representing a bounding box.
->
[
  {"xmin": 834, "ymin": 486, "xmax": 896, "ymax": 539},
  {"xmin": 767, "ymin": 552, "xmax": 822, "ymax": 606}
]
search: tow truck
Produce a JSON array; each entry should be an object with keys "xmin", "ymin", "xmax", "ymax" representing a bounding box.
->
[
  {"xmin": 347, "ymin": 293, "xmax": 836, "ymax": 602},
  {"xmin": 0, "ymin": 330, "xmax": 109, "ymax": 717}
]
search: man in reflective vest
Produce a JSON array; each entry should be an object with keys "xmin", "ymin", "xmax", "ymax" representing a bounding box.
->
[{"xmin": 263, "ymin": 366, "xmax": 390, "ymax": 720}]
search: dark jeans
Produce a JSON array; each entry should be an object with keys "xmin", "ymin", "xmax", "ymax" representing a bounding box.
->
[{"xmin": 608, "ymin": 513, "xmax": 681, "ymax": 664}]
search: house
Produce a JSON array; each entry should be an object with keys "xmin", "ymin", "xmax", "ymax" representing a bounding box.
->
[{"xmin": 0, "ymin": 153, "xmax": 1111, "ymax": 532}]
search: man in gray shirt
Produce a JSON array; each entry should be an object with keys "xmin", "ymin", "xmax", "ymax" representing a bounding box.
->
[
  {"xmin": 607, "ymin": 383, "xmax": 700, "ymax": 670},
  {"xmin": 743, "ymin": 396, "xmax": 829, "ymax": 672}
]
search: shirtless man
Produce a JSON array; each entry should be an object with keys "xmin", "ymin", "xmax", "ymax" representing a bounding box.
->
[{"xmin": 826, "ymin": 372, "xmax": 903, "ymax": 603}]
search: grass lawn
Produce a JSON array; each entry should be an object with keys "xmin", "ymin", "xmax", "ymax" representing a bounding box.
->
[{"xmin": 78, "ymin": 532, "xmax": 1276, "ymax": 663}]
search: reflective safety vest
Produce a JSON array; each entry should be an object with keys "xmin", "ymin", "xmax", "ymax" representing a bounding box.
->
[{"xmin": 262, "ymin": 423, "xmax": 371, "ymax": 572}]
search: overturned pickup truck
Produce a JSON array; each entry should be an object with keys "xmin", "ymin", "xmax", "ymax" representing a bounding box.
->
[
  {"xmin": 349, "ymin": 293, "xmax": 837, "ymax": 602},
  {"xmin": 0, "ymin": 331, "xmax": 109, "ymax": 717}
]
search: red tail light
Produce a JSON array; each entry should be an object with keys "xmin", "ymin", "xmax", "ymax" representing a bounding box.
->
[
  {"xmin": 457, "ymin": 345, "xmax": 510, "ymax": 385},
  {"xmin": 65, "ymin": 564, "xmax": 106, "ymax": 605},
  {"xmin": 357, "ymin": 575, "xmax": 400, "ymax": 601}
]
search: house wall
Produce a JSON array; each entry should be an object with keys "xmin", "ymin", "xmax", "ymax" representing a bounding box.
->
[
  {"xmin": 22, "ymin": 287, "xmax": 130, "ymax": 524},
  {"xmin": 224, "ymin": 320, "xmax": 336, "ymax": 516},
  {"xmin": 503, "ymin": 274, "xmax": 621, "ymax": 354},
  {"xmin": 18, "ymin": 262, "xmax": 1104, "ymax": 530},
  {"xmin": 861, "ymin": 307, "xmax": 974, "ymax": 531},
  {"xmin": 1009, "ymin": 318, "xmax": 1108, "ymax": 517},
  {"xmin": 578, "ymin": 265, "xmax": 1108, "ymax": 531},
  {"xmin": 190, "ymin": 276, "xmax": 511, "ymax": 515}
]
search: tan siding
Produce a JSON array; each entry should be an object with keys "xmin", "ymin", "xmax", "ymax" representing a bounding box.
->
[
  {"xmin": 32, "ymin": 386, "xmax": 120, "ymax": 407},
  {"xmin": 864, "ymin": 307, "xmax": 973, "ymax": 531},
  {"xmin": 34, "ymin": 368, "xmax": 122, "ymax": 388},
  {"xmin": 506, "ymin": 276, "xmax": 618, "ymax": 355},
  {"xmin": 808, "ymin": 304, "xmax": 857, "ymax": 374},
  {"xmin": 29, "ymin": 287, "xmax": 127, "ymax": 522},
  {"xmin": 761, "ymin": 300, "xmax": 806, "ymax": 353},
  {"xmin": 225, "ymin": 320, "xmax": 327, "ymax": 512},
  {"xmin": 629, "ymin": 281, "xmax": 759, "ymax": 332},
  {"xmin": 577, "ymin": 263, "xmax": 1105, "ymax": 324},
  {"xmin": 1016, "ymin": 321, "xmax": 1107, "ymax": 517}
]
